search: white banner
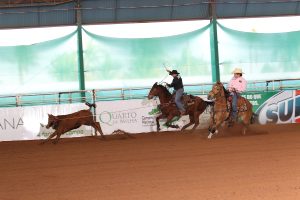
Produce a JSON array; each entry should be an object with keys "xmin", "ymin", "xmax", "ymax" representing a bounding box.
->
[
  {"xmin": 0, "ymin": 98, "xmax": 211, "ymax": 141},
  {"xmin": 0, "ymin": 103, "xmax": 94, "ymax": 141},
  {"xmin": 96, "ymin": 97, "xmax": 211, "ymax": 134}
]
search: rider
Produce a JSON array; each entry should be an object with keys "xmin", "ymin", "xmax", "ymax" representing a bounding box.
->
[
  {"xmin": 166, "ymin": 69, "xmax": 186, "ymax": 116},
  {"xmin": 227, "ymin": 68, "xmax": 247, "ymax": 123}
]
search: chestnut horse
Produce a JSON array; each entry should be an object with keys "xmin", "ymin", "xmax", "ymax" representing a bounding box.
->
[
  {"xmin": 207, "ymin": 81, "xmax": 255, "ymax": 139},
  {"xmin": 148, "ymin": 82, "xmax": 212, "ymax": 132}
]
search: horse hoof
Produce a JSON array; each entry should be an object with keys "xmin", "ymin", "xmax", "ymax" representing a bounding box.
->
[{"xmin": 207, "ymin": 132, "xmax": 213, "ymax": 139}]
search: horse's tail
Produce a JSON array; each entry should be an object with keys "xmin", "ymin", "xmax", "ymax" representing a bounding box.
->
[
  {"xmin": 251, "ymin": 112, "xmax": 258, "ymax": 124},
  {"xmin": 85, "ymin": 102, "xmax": 96, "ymax": 109},
  {"xmin": 205, "ymin": 100, "xmax": 214, "ymax": 107},
  {"xmin": 195, "ymin": 99, "xmax": 214, "ymax": 113}
]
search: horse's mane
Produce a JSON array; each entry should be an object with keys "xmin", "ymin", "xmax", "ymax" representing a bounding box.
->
[
  {"xmin": 222, "ymin": 85, "xmax": 230, "ymax": 98},
  {"xmin": 158, "ymin": 84, "xmax": 171, "ymax": 94},
  {"xmin": 157, "ymin": 84, "xmax": 172, "ymax": 98},
  {"xmin": 217, "ymin": 81, "xmax": 230, "ymax": 98}
]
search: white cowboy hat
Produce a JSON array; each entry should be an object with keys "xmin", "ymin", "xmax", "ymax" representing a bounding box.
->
[{"xmin": 232, "ymin": 68, "xmax": 244, "ymax": 74}]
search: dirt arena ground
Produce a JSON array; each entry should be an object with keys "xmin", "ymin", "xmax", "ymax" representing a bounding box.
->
[{"xmin": 1, "ymin": 123, "xmax": 300, "ymax": 200}]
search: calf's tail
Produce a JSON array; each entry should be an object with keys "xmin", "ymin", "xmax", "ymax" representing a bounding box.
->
[{"xmin": 85, "ymin": 102, "xmax": 96, "ymax": 109}]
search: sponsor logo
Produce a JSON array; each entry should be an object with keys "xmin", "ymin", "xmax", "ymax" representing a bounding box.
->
[
  {"xmin": 99, "ymin": 111, "xmax": 137, "ymax": 126},
  {"xmin": 141, "ymin": 116, "xmax": 156, "ymax": 126},
  {"xmin": 148, "ymin": 107, "xmax": 161, "ymax": 115},
  {"xmin": 256, "ymin": 90, "xmax": 300, "ymax": 124},
  {"xmin": 0, "ymin": 117, "xmax": 24, "ymax": 131}
]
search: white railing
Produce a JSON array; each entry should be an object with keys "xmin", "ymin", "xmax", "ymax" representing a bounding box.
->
[{"xmin": 0, "ymin": 78, "xmax": 299, "ymax": 107}]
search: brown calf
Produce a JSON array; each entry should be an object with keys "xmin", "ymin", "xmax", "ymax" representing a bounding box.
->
[{"xmin": 41, "ymin": 102, "xmax": 104, "ymax": 144}]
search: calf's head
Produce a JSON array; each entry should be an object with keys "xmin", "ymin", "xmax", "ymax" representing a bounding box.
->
[{"xmin": 46, "ymin": 114, "xmax": 59, "ymax": 129}]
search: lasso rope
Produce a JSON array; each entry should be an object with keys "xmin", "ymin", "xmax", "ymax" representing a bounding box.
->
[{"xmin": 47, "ymin": 101, "xmax": 159, "ymax": 121}]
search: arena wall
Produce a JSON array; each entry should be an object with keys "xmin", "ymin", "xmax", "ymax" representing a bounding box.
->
[{"xmin": 1, "ymin": 90, "xmax": 299, "ymax": 141}]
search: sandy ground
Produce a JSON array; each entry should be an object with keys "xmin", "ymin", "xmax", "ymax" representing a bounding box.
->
[{"xmin": 1, "ymin": 123, "xmax": 300, "ymax": 200}]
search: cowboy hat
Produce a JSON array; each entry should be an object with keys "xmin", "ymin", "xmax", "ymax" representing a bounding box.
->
[
  {"xmin": 232, "ymin": 68, "xmax": 244, "ymax": 74},
  {"xmin": 169, "ymin": 70, "xmax": 180, "ymax": 75}
]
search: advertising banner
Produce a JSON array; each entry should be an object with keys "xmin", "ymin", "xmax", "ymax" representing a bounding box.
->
[
  {"xmin": 95, "ymin": 97, "xmax": 211, "ymax": 134},
  {"xmin": 0, "ymin": 103, "xmax": 94, "ymax": 141},
  {"xmin": 255, "ymin": 90, "xmax": 300, "ymax": 124},
  {"xmin": 0, "ymin": 90, "xmax": 299, "ymax": 141}
]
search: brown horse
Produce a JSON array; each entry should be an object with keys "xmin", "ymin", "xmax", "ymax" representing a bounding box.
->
[
  {"xmin": 148, "ymin": 82, "xmax": 211, "ymax": 132},
  {"xmin": 207, "ymin": 81, "xmax": 255, "ymax": 139}
]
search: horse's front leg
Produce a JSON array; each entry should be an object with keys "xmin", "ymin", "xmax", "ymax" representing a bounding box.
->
[
  {"xmin": 208, "ymin": 122, "xmax": 221, "ymax": 139},
  {"xmin": 208, "ymin": 123, "xmax": 215, "ymax": 139},
  {"xmin": 208, "ymin": 117, "xmax": 223, "ymax": 139},
  {"xmin": 156, "ymin": 114, "xmax": 165, "ymax": 132},
  {"xmin": 165, "ymin": 114, "xmax": 179, "ymax": 129}
]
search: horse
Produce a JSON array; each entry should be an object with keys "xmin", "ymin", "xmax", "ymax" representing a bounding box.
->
[
  {"xmin": 207, "ymin": 81, "xmax": 255, "ymax": 139},
  {"xmin": 147, "ymin": 82, "xmax": 212, "ymax": 132}
]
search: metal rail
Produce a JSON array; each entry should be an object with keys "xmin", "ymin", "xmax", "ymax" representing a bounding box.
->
[{"xmin": 0, "ymin": 78, "xmax": 299, "ymax": 108}]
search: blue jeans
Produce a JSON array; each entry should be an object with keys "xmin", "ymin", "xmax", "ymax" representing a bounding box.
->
[
  {"xmin": 230, "ymin": 92, "xmax": 240, "ymax": 119},
  {"xmin": 175, "ymin": 88, "xmax": 185, "ymax": 112}
]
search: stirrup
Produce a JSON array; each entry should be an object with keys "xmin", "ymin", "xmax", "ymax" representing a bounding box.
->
[{"xmin": 180, "ymin": 110, "xmax": 186, "ymax": 116}]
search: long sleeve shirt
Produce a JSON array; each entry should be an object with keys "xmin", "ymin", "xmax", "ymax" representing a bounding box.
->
[
  {"xmin": 228, "ymin": 76, "xmax": 247, "ymax": 93},
  {"xmin": 168, "ymin": 76, "xmax": 183, "ymax": 91}
]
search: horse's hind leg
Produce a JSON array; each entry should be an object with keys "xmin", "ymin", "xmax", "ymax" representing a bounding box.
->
[
  {"xmin": 181, "ymin": 115, "xmax": 194, "ymax": 131},
  {"xmin": 190, "ymin": 112, "xmax": 202, "ymax": 132},
  {"xmin": 241, "ymin": 114, "xmax": 251, "ymax": 135},
  {"xmin": 241, "ymin": 120, "xmax": 250, "ymax": 135}
]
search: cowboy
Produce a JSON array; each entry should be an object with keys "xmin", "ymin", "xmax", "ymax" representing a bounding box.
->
[
  {"xmin": 227, "ymin": 68, "xmax": 247, "ymax": 123},
  {"xmin": 166, "ymin": 69, "xmax": 186, "ymax": 116}
]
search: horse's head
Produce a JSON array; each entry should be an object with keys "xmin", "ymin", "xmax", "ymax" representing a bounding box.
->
[
  {"xmin": 148, "ymin": 82, "xmax": 171, "ymax": 100},
  {"xmin": 46, "ymin": 114, "xmax": 59, "ymax": 129},
  {"xmin": 148, "ymin": 82, "xmax": 158, "ymax": 100},
  {"xmin": 208, "ymin": 81, "xmax": 225, "ymax": 100}
]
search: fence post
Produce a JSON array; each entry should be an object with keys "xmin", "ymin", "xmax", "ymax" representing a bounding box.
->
[
  {"xmin": 92, "ymin": 89, "xmax": 97, "ymax": 136},
  {"xmin": 209, "ymin": 0, "xmax": 220, "ymax": 83},
  {"xmin": 16, "ymin": 95, "xmax": 20, "ymax": 107},
  {"xmin": 76, "ymin": 0, "xmax": 86, "ymax": 102}
]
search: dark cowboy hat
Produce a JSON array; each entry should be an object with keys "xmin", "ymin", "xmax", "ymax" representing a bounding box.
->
[{"xmin": 169, "ymin": 70, "xmax": 180, "ymax": 75}]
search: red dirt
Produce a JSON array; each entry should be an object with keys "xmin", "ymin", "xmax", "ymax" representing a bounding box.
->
[{"xmin": 1, "ymin": 123, "xmax": 300, "ymax": 200}]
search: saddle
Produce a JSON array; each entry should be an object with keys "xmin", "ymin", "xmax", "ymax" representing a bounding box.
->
[
  {"xmin": 224, "ymin": 89, "xmax": 248, "ymax": 113},
  {"xmin": 226, "ymin": 94, "xmax": 249, "ymax": 126},
  {"xmin": 171, "ymin": 93, "xmax": 196, "ymax": 108}
]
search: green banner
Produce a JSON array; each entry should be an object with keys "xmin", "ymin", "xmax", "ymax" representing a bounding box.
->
[
  {"xmin": 218, "ymin": 23, "xmax": 300, "ymax": 82},
  {"xmin": 0, "ymin": 31, "xmax": 78, "ymax": 95},
  {"xmin": 82, "ymin": 25, "xmax": 211, "ymax": 89}
]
